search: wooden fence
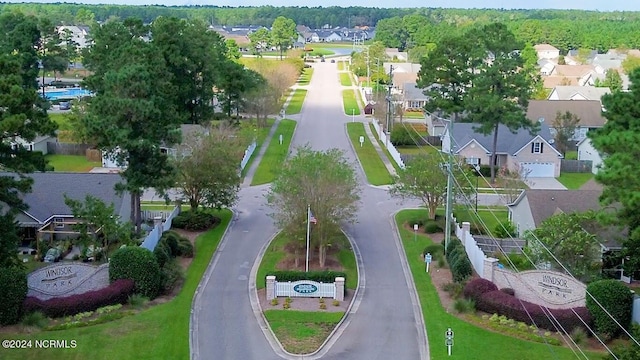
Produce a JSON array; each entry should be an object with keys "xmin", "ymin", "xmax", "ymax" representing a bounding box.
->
[
  {"xmin": 561, "ymin": 159, "xmax": 592, "ymax": 173},
  {"xmin": 46, "ymin": 142, "xmax": 93, "ymax": 156}
]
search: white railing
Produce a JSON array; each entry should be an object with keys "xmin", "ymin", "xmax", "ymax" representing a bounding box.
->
[
  {"xmin": 240, "ymin": 141, "xmax": 257, "ymax": 170},
  {"xmin": 275, "ymin": 280, "xmax": 335, "ymax": 298},
  {"xmin": 140, "ymin": 205, "xmax": 181, "ymax": 251}
]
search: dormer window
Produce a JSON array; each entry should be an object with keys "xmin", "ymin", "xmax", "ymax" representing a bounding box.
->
[{"xmin": 532, "ymin": 142, "xmax": 544, "ymax": 154}]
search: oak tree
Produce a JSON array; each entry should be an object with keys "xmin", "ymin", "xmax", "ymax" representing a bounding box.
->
[
  {"xmin": 553, "ymin": 111, "xmax": 580, "ymax": 156},
  {"xmin": 270, "ymin": 16, "xmax": 297, "ymax": 60}
]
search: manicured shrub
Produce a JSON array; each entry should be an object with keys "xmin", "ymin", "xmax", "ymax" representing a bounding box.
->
[
  {"xmin": 500, "ymin": 288, "xmax": 515, "ymax": 296},
  {"xmin": 475, "ymin": 290, "xmax": 591, "ymax": 332},
  {"xmin": 586, "ymin": 279, "xmax": 633, "ymax": 338},
  {"xmin": 446, "ymin": 246, "xmax": 466, "ymax": 268},
  {"xmin": 451, "ymin": 256, "xmax": 473, "ymax": 282},
  {"xmin": 171, "ymin": 210, "xmax": 219, "ymax": 231},
  {"xmin": 153, "ymin": 241, "xmax": 172, "ymax": 268},
  {"xmin": 23, "ymin": 279, "xmax": 134, "ymax": 318},
  {"xmin": 109, "ymin": 246, "xmax": 162, "ymax": 299},
  {"xmin": 160, "ymin": 230, "xmax": 181, "ymax": 255},
  {"xmin": 424, "ymin": 221, "xmax": 442, "ymax": 234},
  {"xmin": 159, "ymin": 259, "xmax": 184, "ymax": 294},
  {"xmin": 463, "ymin": 278, "xmax": 498, "ymax": 303},
  {"xmin": 267, "ymin": 270, "xmax": 347, "ymax": 284},
  {"xmin": 446, "ymin": 237, "xmax": 462, "ymax": 255},
  {"xmin": 177, "ymin": 237, "xmax": 194, "ymax": 258},
  {"xmin": 423, "ymin": 243, "xmax": 444, "ymax": 258},
  {"xmin": 0, "ymin": 267, "xmax": 27, "ymax": 325}
]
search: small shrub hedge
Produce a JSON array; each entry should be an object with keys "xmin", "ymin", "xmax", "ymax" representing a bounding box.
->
[
  {"xmin": 424, "ymin": 221, "xmax": 442, "ymax": 233},
  {"xmin": 494, "ymin": 221, "xmax": 516, "ymax": 238},
  {"xmin": 153, "ymin": 241, "xmax": 172, "ymax": 268},
  {"xmin": 23, "ymin": 279, "xmax": 134, "ymax": 318},
  {"xmin": 586, "ymin": 279, "xmax": 633, "ymax": 338},
  {"xmin": 447, "ymin": 247, "xmax": 466, "ymax": 268},
  {"xmin": 390, "ymin": 126, "xmax": 414, "ymax": 146},
  {"xmin": 0, "ymin": 267, "xmax": 28, "ymax": 325},
  {"xmin": 475, "ymin": 290, "xmax": 591, "ymax": 332},
  {"xmin": 451, "ymin": 256, "xmax": 473, "ymax": 282},
  {"xmin": 109, "ymin": 246, "xmax": 162, "ymax": 299},
  {"xmin": 446, "ymin": 237, "xmax": 462, "ymax": 255},
  {"xmin": 423, "ymin": 243, "xmax": 444, "ymax": 258},
  {"xmin": 172, "ymin": 210, "xmax": 220, "ymax": 231},
  {"xmin": 267, "ymin": 270, "xmax": 347, "ymax": 284},
  {"xmin": 177, "ymin": 237, "xmax": 194, "ymax": 257},
  {"xmin": 463, "ymin": 278, "xmax": 498, "ymax": 303}
]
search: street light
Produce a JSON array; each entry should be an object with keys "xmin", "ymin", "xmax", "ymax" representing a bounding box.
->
[
  {"xmin": 38, "ymin": 60, "xmax": 45, "ymax": 98},
  {"xmin": 474, "ymin": 164, "xmax": 480, "ymax": 212}
]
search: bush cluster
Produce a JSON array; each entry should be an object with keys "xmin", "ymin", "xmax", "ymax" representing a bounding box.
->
[
  {"xmin": 23, "ymin": 279, "xmax": 134, "ymax": 318},
  {"xmin": 109, "ymin": 247, "xmax": 162, "ymax": 299},
  {"xmin": 445, "ymin": 239, "xmax": 472, "ymax": 282},
  {"xmin": 424, "ymin": 221, "xmax": 442, "ymax": 234},
  {"xmin": 172, "ymin": 210, "xmax": 220, "ymax": 231},
  {"xmin": 464, "ymin": 279, "xmax": 591, "ymax": 332},
  {"xmin": 390, "ymin": 126, "xmax": 414, "ymax": 146},
  {"xmin": 586, "ymin": 279, "xmax": 633, "ymax": 338},
  {"xmin": 423, "ymin": 243, "xmax": 444, "ymax": 258},
  {"xmin": 267, "ymin": 270, "xmax": 347, "ymax": 284},
  {"xmin": 0, "ymin": 267, "xmax": 28, "ymax": 325},
  {"xmin": 154, "ymin": 231, "xmax": 190, "ymax": 293}
]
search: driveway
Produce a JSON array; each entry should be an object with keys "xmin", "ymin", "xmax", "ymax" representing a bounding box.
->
[{"xmin": 524, "ymin": 177, "xmax": 567, "ymax": 190}]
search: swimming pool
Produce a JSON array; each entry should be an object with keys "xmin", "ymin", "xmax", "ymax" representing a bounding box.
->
[{"xmin": 43, "ymin": 88, "xmax": 93, "ymax": 100}]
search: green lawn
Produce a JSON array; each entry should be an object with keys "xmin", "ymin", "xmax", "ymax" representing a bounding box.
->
[
  {"xmin": 396, "ymin": 145, "xmax": 440, "ymax": 155},
  {"xmin": 558, "ymin": 172, "xmax": 593, "ymax": 190},
  {"xmin": 342, "ymin": 89, "xmax": 360, "ymax": 116},
  {"xmin": 285, "ymin": 89, "xmax": 307, "ymax": 115},
  {"xmin": 564, "ymin": 150, "xmax": 578, "ymax": 160},
  {"xmin": 306, "ymin": 48, "xmax": 334, "ymax": 56},
  {"xmin": 403, "ymin": 111, "xmax": 426, "ymax": 119},
  {"xmin": 337, "ymin": 61, "xmax": 345, "ymax": 71},
  {"xmin": 1, "ymin": 210, "xmax": 232, "ymax": 360},
  {"xmin": 297, "ymin": 68, "xmax": 313, "ymax": 86},
  {"xmin": 241, "ymin": 118, "xmax": 275, "ymax": 177},
  {"xmin": 368, "ymin": 123, "xmax": 402, "ymax": 174},
  {"xmin": 339, "ymin": 72, "xmax": 352, "ymax": 86},
  {"xmin": 395, "ymin": 209, "xmax": 602, "ymax": 360},
  {"xmin": 346, "ymin": 122, "xmax": 392, "ymax": 185},
  {"xmin": 434, "ymin": 206, "xmax": 509, "ymax": 237},
  {"xmin": 264, "ymin": 310, "xmax": 344, "ymax": 354},
  {"xmin": 45, "ymin": 154, "xmax": 101, "ymax": 172},
  {"xmin": 49, "ymin": 113, "xmax": 71, "ymax": 130},
  {"xmin": 251, "ymin": 119, "xmax": 297, "ymax": 186}
]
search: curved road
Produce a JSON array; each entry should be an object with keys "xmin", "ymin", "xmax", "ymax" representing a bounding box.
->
[{"xmin": 191, "ymin": 60, "xmax": 427, "ymax": 360}]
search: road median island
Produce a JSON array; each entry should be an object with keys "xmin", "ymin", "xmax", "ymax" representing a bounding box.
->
[
  {"xmin": 346, "ymin": 122, "xmax": 392, "ymax": 185},
  {"xmin": 251, "ymin": 119, "xmax": 297, "ymax": 186}
]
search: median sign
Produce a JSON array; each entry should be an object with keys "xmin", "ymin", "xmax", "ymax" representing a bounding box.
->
[
  {"xmin": 359, "ymin": 136, "xmax": 365, "ymax": 147},
  {"xmin": 445, "ymin": 328, "xmax": 454, "ymax": 356},
  {"xmin": 425, "ymin": 252, "xmax": 432, "ymax": 273}
]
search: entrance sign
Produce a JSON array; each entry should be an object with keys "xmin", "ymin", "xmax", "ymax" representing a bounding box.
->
[
  {"xmin": 27, "ymin": 263, "xmax": 109, "ymax": 300},
  {"xmin": 293, "ymin": 283, "xmax": 318, "ymax": 294}
]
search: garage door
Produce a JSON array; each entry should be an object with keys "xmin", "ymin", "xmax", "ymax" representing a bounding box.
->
[{"xmin": 520, "ymin": 162, "xmax": 555, "ymax": 177}]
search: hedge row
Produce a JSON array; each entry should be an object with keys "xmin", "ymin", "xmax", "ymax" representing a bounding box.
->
[
  {"xmin": 586, "ymin": 279, "xmax": 634, "ymax": 338},
  {"xmin": 445, "ymin": 238, "xmax": 472, "ymax": 283},
  {"xmin": 463, "ymin": 278, "xmax": 591, "ymax": 332},
  {"xmin": 267, "ymin": 270, "xmax": 347, "ymax": 284},
  {"xmin": 0, "ymin": 267, "xmax": 27, "ymax": 325},
  {"xmin": 172, "ymin": 211, "xmax": 220, "ymax": 231},
  {"xmin": 23, "ymin": 279, "xmax": 134, "ymax": 318},
  {"xmin": 110, "ymin": 247, "xmax": 162, "ymax": 299},
  {"xmin": 154, "ymin": 230, "xmax": 194, "ymax": 268}
]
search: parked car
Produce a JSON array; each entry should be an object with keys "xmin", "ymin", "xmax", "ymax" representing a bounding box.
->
[
  {"xmin": 59, "ymin": 101, "xmax": 71, "ymax": 110},
  {"xmin": 330, "ymin": 59, "xmax": 336, "ymax": 63},
  {"xmin": 44, "ymin": 247, "xmax": 62, "ymax": 262}
]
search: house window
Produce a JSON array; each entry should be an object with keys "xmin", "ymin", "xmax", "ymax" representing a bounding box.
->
[
  {"xmin": 54, "ymin": 218, "xmax": 64, "ymax": 229},
  {"xmin": 465, "ymin": 157, "xmax": 480, "ymax": 166},
  {"xmin": 28, "ymin": 144, "xmax": 33, "ymax": 151},
  {"xmin": 160, "ymin": 147, "xmax": 168, "ymax": 154},
  {"xmin": 531, "ymin": 142, "xmax": 544, "ymax": 154}
]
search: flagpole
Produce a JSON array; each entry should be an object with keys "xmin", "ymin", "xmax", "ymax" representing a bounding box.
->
[{"xmin": 305, "ymin": 204, "xmax": 310, "ymax": 273}]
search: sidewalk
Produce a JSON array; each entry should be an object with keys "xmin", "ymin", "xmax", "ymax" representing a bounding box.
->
[{"xmin": 361, "ymin": 118, "xmax": 398, "ymax": 177}]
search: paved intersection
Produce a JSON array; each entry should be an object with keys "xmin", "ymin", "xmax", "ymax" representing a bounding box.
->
[{"xmin": 191, "ymin": 60, "xmax": 427, "ymax": 360}]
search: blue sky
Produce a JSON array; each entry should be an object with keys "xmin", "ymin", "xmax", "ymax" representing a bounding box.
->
[{"xmin": 2, "ymin": 0, "xmax": 639, "ymax": 11}]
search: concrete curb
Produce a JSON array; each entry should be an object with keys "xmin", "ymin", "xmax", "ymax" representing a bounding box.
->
[
  {"xmin": 189, "ymin": 209, "xmax": 237, "ymax": 360},
  {"xmin": 248, "ymin": 228, "xmax": 365, "ymax": 360},
  {"xmin": 390, "ymin": 208, "xmax": 431, "ymax": 360}
]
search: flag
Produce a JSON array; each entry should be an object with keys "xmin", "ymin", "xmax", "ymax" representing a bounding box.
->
[{"xmin": 309, "ymin": 208, "xmax": 317, "ymax": 224}]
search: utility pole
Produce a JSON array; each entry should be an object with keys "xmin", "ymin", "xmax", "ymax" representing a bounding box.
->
[
  {"xmin": 444, "ymin": 118, "xmax": 454, "ymax": 254},
  {"xmin": 366, "ymin": 47, "xmax": 370, "ymax": 87},
  {"xmin": 386, "ymin": 65, "xmax": 394, "ymax": 134}
]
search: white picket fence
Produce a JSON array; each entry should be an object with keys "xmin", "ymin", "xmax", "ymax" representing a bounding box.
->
[
  {"xmin": 275, "ymin": 280, "xmax": 335, "ymax": 298},
  {"xmin": 371, "ymin": 119, "xmax": 405, "ymax": 169},
  {"xmin": 453, "ymin": 217, "xmax": 486, "ymax": 278},
  {"xmin": 140, "ymin": 205, "xmax": 181, "ymax": 251}
]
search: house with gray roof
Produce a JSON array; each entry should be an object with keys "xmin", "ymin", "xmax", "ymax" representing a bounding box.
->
[
  {"xmin": 401, "ymin": 83, "xmax": 428, "ymax": 110},
  {"xmin": 547, "ymin": 86, "xmax": 610, "ymax": 101},
  {"xmin": 11, "ymin": 172, "xmax": 130, "ymax": 243},
  {"xmin": 507, "ymin": 189, "xmax": 622, "ymax": 251},
  {"xmin": 526, "ymin": 100, "xmax": 607, "ymax": 142},
  {"xmin": 442, "ymin": 121, "xmax": 562, "ymax": 178}
]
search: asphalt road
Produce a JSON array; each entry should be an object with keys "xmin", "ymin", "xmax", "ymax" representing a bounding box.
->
[{"xmin": 191, "ymin": 60, "xmax": 427, "ymax": 360}]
